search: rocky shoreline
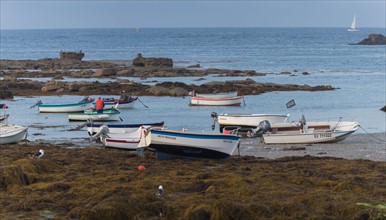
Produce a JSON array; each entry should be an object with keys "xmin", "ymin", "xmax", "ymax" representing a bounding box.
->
[{"xmin": 0, "ymin": 56, "xmax": 334, "ymax": 98}]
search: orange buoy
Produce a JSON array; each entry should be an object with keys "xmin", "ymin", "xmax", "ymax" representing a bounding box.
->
[{"xmin": 137, "ymin": 165, "xmax": 146, "ymax": 171}]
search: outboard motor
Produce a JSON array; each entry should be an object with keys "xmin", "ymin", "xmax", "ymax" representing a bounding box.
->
[
  {"xmin": 247, "ymin": 120, "xmax": 271, "ymax": 137},
  {"xmin": 298, "ymin": 114, "xmax": 307, "ymax": 132},
  {"xmin": 299, "ymin": 114, "xmax": 306, "ymax": 127},
  {"xmin": 211, "ymin": 112, "xmax": 218, "ymax": 120},
  {"xmin": 211, "ymin": 112, "xmax": 218, "ymax": 130}
]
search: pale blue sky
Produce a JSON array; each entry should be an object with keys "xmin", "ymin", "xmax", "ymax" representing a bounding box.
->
[{"xmin": 0, "ymin": 1, "xmax": 385, "ymax": 29}]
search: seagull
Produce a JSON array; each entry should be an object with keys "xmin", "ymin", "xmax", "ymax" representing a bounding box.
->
[
  {"xmin": 156, "ymin": 185, "xmax": 164, "ymax": 196},
  {"xmin": 29, "ymin": 149, "xmax": 44, "ymax": 159}
]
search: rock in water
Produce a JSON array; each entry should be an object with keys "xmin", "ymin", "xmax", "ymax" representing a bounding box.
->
[
  {"xmin": 356, "ymin": 34, "xmax": 386, "ymax": 45},
  {"xmin": 132, "ymin": 53, "xmax": 173, "ymax": 67}
]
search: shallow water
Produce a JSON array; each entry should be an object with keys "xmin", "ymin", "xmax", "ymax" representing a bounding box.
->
[
  {"xmin": 2, "ymin": 71, "xmax": 385, "ymax": 143},
  {"xmin": 1, "ymin": 27, "xmax": 385, "ymax": 142}
]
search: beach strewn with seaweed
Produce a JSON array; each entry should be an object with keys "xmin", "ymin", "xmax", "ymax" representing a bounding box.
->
[{"xmin": 1, "ymin": 144, "xmax": 385, "ymax": 219}]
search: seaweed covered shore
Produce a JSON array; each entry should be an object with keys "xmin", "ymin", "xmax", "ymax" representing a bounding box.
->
[{"xmin": 1, "ymin": 144, "xmax": 385, "ymax": 219}]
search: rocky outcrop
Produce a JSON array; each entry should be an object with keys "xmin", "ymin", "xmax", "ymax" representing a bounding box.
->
[
  {"xmin": 0, "ymin": 57, "xmax": 266, "ymax": 79},
  {"xmin": 132, "ymin": 53, "xmax": 173, "ymax": 67},
  {"xmin": 41, "ymin": 81, "xmax": 64, "ymax": 92},
  {"xmin": 59, "ymin": 51, "xmax": 85, "ymax": 61},
  {"xmin": 92, "ymin": 68, "xmax": 117, "ymax": 77},
  {"xmin": 381, "ymin": 105, "xmax": 386, "ymax": 112},
  {"xmin": 0, "ymin": 85, "xmax": 14, "ymax": 100},
  {"xmin": 145, "ymin": 79, "xmax": 334, "ymax": 97},
  {"xmin": 0, "ymin": 57, "xmax": 333, "ymax": 97},
  {"xmin": 0, "ymin": 78, "xmax": 334, "ymax": 97},
  {"xmin": 0, "ymin": 59, "xmax": 117, "ymax": 72},
  {"xmin": 356, "ymin": 34, "xmax": 386, "ymax": 45}
]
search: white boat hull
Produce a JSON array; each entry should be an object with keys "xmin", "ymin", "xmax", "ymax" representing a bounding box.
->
[
  {"xmin": 190, "ymin": 96, "xmax": 244, "ymax": 106},
  {"xmin": 102, "ymin": 127, "xmax": 150, "ymax": 150},
  {"xmin": 86, "ymin": 121, "xmax": 164, "ymax": 135},
  {"xmin": 38, "ymin": 101, "xmax": 94, "ymax": 113},
  {"xmin": 104, "ymin": 101, "xmax": 136, "ymax": 109},
  {"xmin": 195, "ymin": 91, "xmax": 238, "ymax": 98},
  {"xmin": 0, "ymin": 124, "xmax": 28, "ymax": 144},
  {"xmin": 68, "ymin": 109, "xmax": 121, "ymax": 121},
  {"xmin": 148, "ymin": 129, "xmax": 240, "ymax": 159},
  {"xmin": 218, "ymin": 114, "xmax": 289, "ymax": 128},
  {"xmin": 263, "ymin": 121, "xmax": 359, "ymax": 144}
]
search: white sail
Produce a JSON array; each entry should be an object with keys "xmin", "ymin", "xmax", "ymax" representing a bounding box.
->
[{"xmin": 348, "ymin": 15, "xmax": 359, "ymax": 32}]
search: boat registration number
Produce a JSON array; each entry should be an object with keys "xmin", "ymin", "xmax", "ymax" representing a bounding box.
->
[
  {"xmin": 157, "ymin": 135, "xmax": 176, "ymax": 140},
  {"xmin": 314, "ymin": 133, "xmax": 332, "ymax": 138}
]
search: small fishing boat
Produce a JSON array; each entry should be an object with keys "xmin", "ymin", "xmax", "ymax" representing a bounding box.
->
[
  {"xmin": 0, "ymin": 123, "xmax": 28, "ymax": 144},
  {"xmin": 92, "ymin": 126, "xmax": 150, "ymax": 150},
  {"xmin": 148, "ymin": 128, "xmax": 240, "ymax": 159},
  {"xmin": 190, "ymin": 96, "xmax": 244, "ymax": 106},
  {"xmin": 86, "ymin": 121, "xmax": 165, "ymax": 135},
  {"xmin": 250, "ymin": 115, "xmax": 359, "ymax": 144},
  {"xmin": 34, "ymin": 97, "xmax": 95, "ymax": 113},
  {"xmin": 189, "ymin": 91, "xmax": 244, "ymax": 106},
  {"xmin": 211, "ymin": 112, "xmax": 290, "ymax": 133},
  {"xmin": 102, "ymin": 95, "xmax": 138, "ymax": 109},
  {"xmin": 68, "ymin": 109, "xmax": 121, "ymax": 122},
  {"xmin": 190, "ymin": 91, "xmax": 238, "ymax": 98},
  {"xmin": 0, "ymin": 114, "xmax": 9, "ymax": 123}
]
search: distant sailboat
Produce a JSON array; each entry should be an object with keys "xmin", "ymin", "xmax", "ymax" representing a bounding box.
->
[{"xmin": 347, "ymin": 15, "xmax": 359, "ymax": 32}]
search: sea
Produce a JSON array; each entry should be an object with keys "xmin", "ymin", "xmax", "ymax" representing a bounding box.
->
[{"xmin": 0, "ymin": 27, "xmax": 385, "ymax": 143}]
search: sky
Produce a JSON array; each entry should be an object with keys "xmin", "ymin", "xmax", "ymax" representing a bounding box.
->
[{"xmin": 0, "ymin": 1, "xmax": 385, "ymax": 29}]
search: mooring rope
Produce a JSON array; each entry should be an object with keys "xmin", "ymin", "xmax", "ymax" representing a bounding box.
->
[{"xmin": 359, "ymin": 125, "xmax": 386, "ymax": 143}]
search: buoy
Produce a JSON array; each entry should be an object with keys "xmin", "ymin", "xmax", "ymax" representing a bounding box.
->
[{"xmin": 138, "ymin": 165, "xmax": 146, "ymax": 171}]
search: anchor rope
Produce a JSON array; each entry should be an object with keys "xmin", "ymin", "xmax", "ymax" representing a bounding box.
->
[{"xmin": 358, "ymin": 125, "xmax": 386, "ymax": 143}]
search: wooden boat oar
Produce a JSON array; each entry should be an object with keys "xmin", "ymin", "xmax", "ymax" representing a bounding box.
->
[
  {"xmin": 69, "ymin": 122, "xmax": 88, "ymax": 131},
  {"xmin": 30, "ymin": 100, "xmax": 42, "ymax": 109},
  {"xmin": 137, "ymin": 98, "xmax": 149, "ymax": 108}
]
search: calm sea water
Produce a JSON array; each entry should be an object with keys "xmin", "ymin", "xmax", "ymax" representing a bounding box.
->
[
  {"xmin": 1, "ymin": 27, "xmax": 385, "ymax": 72},
  {"xmin": 0, "ymin": 28, "xmax": 385, "ymax": 142}
]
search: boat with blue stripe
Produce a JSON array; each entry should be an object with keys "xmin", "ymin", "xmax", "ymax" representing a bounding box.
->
[
  {"xmin": 148, "ymin": 128, "xmax": 240, "ymax": 159},
  {"xmin": 86, "ymin": 121, "xmax": 164, "ymax": 135},
  {"xmin": 35, "ymin": 97, "xmax": 95, "ymax": 113}
]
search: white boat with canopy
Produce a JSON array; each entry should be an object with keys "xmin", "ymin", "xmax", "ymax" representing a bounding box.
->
[{"xmin": 249, "ymin": 115, "xmax": 359, "ymax": 144}]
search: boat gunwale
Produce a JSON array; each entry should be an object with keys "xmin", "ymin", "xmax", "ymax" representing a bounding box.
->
[
  {"xmin": 151, "ymin": 129, "xmax": 240, "ymax": 140},
  {"xmin": 38, "ymin": 100, "xmax": 95, "ymax": 108}
]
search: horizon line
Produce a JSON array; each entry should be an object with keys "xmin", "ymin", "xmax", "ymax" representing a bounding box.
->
[{"xmin": 1, "ymin": 26, "xmax": 385, "ymax": 31}]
